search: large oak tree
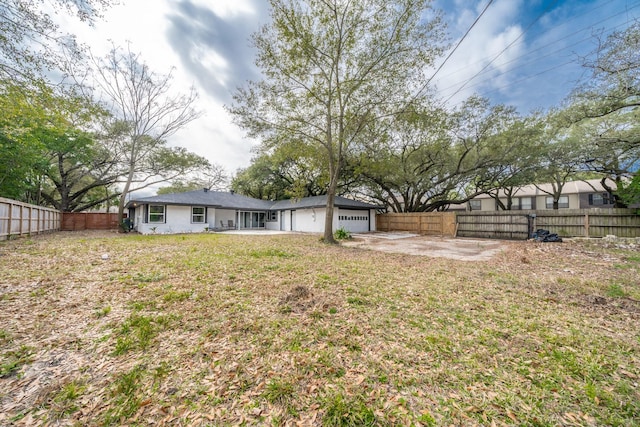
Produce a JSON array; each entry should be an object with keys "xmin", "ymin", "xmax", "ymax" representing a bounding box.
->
[{"xmin": 229, "ymin": 0, "xmax": 445, "ymax": 242}]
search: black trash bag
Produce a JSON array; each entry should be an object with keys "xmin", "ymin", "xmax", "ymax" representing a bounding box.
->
[
  {"xmin": 542, "ymin": 233, "xmax": 562, "ymax": 242},
  {"xmin": 531, "ymin": 228, "xmax": 562, "ymax": 242}
]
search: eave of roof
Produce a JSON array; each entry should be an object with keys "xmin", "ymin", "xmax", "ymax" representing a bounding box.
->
[
  {"xmin": 270, "ymin": 195, "xmax": 380, "ymax": 210},
  {"xmin": 127, "ymin": 191, "xmax": 380, "ymax": 211},
  {"xmin": 126, "ymin": 190, "xmax": 274, "ymax": 210}
]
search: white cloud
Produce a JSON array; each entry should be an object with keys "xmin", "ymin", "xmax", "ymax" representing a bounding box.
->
[
  {"xmin": 433, "ymin": 0, "xmax": 525, "ymax": 108},
  {"xmin": 57, "ymin": 0, "xmax": 260, "ymax": 180}
]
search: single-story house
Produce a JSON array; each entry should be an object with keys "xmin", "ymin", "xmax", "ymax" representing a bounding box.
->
[
  {"xmin": 125, "ymin": 190, "xmax": 379, "ymax": 235},
  {"xmin": 469, "ymin": 179, "xmax": 618, "ymax": 211}
]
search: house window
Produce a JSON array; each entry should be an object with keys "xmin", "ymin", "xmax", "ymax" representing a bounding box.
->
[
  {"xmin": 266, "ymin": 211, "xmax": 277, "ymax": 222},
  {"xmin": 191, "ymin": 206, "xmax": 205, "ymax": 223},
  {"xmin": 519, "ymin": 197, "xmax": 533, "ymax": 210},
  {"xmin": 149, "ymin": 205, "xmax": 165, "ymax": 223},
  {"xmin": 589, "ymin": 193, "xmax": 612, "ymax": 206},
  {"xmin": 469, "ymin": 200, "xmax": 482, "ymax": 210},
  {"xmin": 545, "ymin": 196, "xmax": 569, "ymax": 209}
]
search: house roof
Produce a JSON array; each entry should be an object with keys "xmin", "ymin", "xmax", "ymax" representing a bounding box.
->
[
  {"xmin": 476, "ymin": 179, "xmax": 617, "ymax": 199},
  {"xmin": 270, "ymin": 195, "xmax": 380, "ymax": 210},
  {"xmin": 127, "ymin": 190, "xmax": 273, "ymax": 210},
  {"xmin": 127, "ymin": 190, "xmax": 379, "ymax": 211}
]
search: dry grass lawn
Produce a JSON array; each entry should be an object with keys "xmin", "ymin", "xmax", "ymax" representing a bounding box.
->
[{"xmin": 0, "ymin": 231, "xmax": 639, "ymax": 426}]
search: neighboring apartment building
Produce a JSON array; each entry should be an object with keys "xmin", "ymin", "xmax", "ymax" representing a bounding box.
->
[{"xmin": 469, "ymin": 179, "xmax": 617, "ymax": 211}]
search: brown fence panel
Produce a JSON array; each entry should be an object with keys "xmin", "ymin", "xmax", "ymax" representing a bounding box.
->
[
  {"xmin": 376, "ymin": 212, "xmax": 456, "ymax": 236},
  {"xmin": 0, "ymin": 197, "xmax": 61, "ymax": 240},
  {"xmin": 456, "ymin": 209, "xmax": 640, "ymax": 240},
  {"xmin": 61, "ymin": 213, "xmax": 120, "ymax": 231},
  {"xmin": 535, "ymin": 209, "xmax": 640, "ymax": 238},
  {"xmin": 456, "ymin": 211, "xmax": 531, "ymax": 240}
]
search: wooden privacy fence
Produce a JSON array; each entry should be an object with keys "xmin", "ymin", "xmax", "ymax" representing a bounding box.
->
[
  {"xmin": 61, "ymin": 212, "xmax": 120, "ymax": 231},
  {"xmin": 376, "ymin": 209, "xmax": 640, "ymax": 240},
  {"xmin": 0, "ymin": 197, "xmax": 61, "ymax": 240},
  {"xmin": 377, "ymin": 212, "xmax": 457, "ymax": 236},
  {"xmin": 456, "ymin": 209, "xmax": 640, "ymax": 240},
  {"xmin": 456, "ymin": 211, "xmax": 532, "ymax": 240}
]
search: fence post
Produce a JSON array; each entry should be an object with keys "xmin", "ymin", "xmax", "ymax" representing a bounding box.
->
[
  {"xmin": 584, "ymin": 213, "xmax": 589, "ymax": 238},
  {"xmin": 8, "ymin": 202, "xmax": 13, "ymax": 238}
]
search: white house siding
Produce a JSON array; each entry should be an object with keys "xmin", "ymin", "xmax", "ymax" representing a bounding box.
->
[
  {"xmin": 480, "ymin": 198, "xmax": 495, "ymax": 211},
  {"xmin": 274, "ymin": 208, "xmax": 377, "ymax": 233},
  {"xmin": 293, "ymin": 208, "xmax": 326, "ymax": 233},
  {"xmin": 131, "ymin": 204, "xmax": 376, "ymax": 234},
  {"xmin": 265, "ymin": 211, "xmax": 280, "ymax": 230},
  {"xmin": 136, "ymin": 205, "xmax": 209, "ymax": 235}
]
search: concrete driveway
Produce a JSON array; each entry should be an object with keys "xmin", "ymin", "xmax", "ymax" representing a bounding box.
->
[{"xmin": 344, "ymin": 232, "xmax": 506, "ymax": 261}]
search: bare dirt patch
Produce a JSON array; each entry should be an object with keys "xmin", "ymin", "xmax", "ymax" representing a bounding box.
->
[{"xmin": 345, "ymin": 233, "xmax": 507, "ymax": 260}]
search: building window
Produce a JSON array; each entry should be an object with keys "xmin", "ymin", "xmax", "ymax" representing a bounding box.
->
[
  {"xmin": 589, "ymin": 193, "xmax": 612, "ymax": 206},
  {"xmin": 267, "ymin": 211, "xmax": 277, "ymax": 222},
  {"xmin": 469, "ymin": 200, "xmax": 482, "ymax": 210},
  {"xmin": 545, "ymin": 196, "xmax": 569, "ymax": 209},
  {"xmin": 149, "ymin": 205, "xmax": 165, "ymax": 223},
  {"xmin": 191, "ymin": 206, "xmax": 205, "ymax": 223},
  {"xmin": 519, "ymin": 197, "xmax": 533, "ymax": 210}
]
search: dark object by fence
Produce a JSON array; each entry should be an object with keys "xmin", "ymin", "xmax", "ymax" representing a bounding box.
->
[{"xmin": 531, "ymin": 229, "xmax": 562, "ymax": 243}]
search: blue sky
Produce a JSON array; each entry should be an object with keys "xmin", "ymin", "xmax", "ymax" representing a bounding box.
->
[
  {"xmin": 63, "ymin": 0, "xmax": 640, "ymax": 175},
  {"xmin": 433, "ymin": 0, "xmax": 639, "ymax": 111}
]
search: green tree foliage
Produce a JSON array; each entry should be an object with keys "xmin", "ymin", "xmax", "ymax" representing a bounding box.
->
[
  {"xmin": 0, "ymin": 81, "xmax": 122, "ymax": 210},
  {"xmin": 531, "ymin": 112, "xmax": 592, "ymax": 210},
  {"xmin": 359, "ymin": 97, "xmax": 524, "ymax": 212},
  {"xmin": 1, "ymin": 0, "xmax": 112, "ymax": 84},
  {"xmin": 477, "ymin": 114, "xmax": 545, "ymax": 210},
  {"xmin": 571, "ymin": 21, "xmax": 640, "ymax": 123},
  {"xmin": 229, "ymin": 0, "xmax": 445, "ymax": 242},
  {"xmin": 231, "ymin": 141, "xmax": 361, "ymax": 200},
  {"xmin": 0, "ymin": 83, "xmax": 48, "ymax": 201},
  {"xmin": 232, "ymin": 152, "xmax": 316, "ymax": 201},
  {"xmin": 566, "ymin": 20, "xmax": 640, "ymax": 205}
]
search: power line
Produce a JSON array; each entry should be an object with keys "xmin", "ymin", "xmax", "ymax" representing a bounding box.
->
[
  {"xmin": 438, "ymin": 15, "xmax": 636, "ymax": 97},
  {"xmin": 426, "ymin": 0, "xmax": 495, "ymax": 85},
  {"xmin": 434, "ymin": 0, "xmax": 624, "ymax": 82},
  {"xmin": 444, "ymin": 0, "xmax": 561, "ymax": 104},
  {"xmin": 398, "ymin": 0, "xmax": 496, "ymax": 112},
  {"xmin": 444, "ymin": 12, "xmax": 640, "ymax": 110}
]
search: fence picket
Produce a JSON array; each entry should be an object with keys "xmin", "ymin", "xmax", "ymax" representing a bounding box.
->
[
  {"xmin": 0, "ymin": 197, "xmax": 61, "ymax": 240},
  {"xmin": 376, "ymin": 209, "xmax": 640, "ymax": 239}
]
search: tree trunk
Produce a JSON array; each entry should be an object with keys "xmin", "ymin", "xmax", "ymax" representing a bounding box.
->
[
  {"xmin": 117, "ymin": 162, "xmax": 136, "ymax": 229},
  {"xmin": 323, "ymin": 164, "xmax": 340, "ymax": 244}
]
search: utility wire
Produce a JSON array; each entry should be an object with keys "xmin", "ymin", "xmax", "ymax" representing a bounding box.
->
[
  {"xmin": 444, "ymin": 0, "xmax": 561, "ymax": 104},
  {"xmin": 442, "ymin": 1, "xmax": 640, "ymax": 90},
  {"xmin": 439, "ymin": 15, "xmax": 635, "ymax": 96},
  {"xmin": 426, "ymin": 0, "xmax": 495, "ymax": 85},
  {"xmin": 444, "ymin": 12, "xmax": 639, "ymax": 109},
  {"xmin": 397, "ymin": 0, "xmax": 495, "ymax": 114}
]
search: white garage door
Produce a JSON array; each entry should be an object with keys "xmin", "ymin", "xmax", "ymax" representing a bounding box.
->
[{"xmin": 338, "ymin": 209, "xmax": 370, "ymax": 233}]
